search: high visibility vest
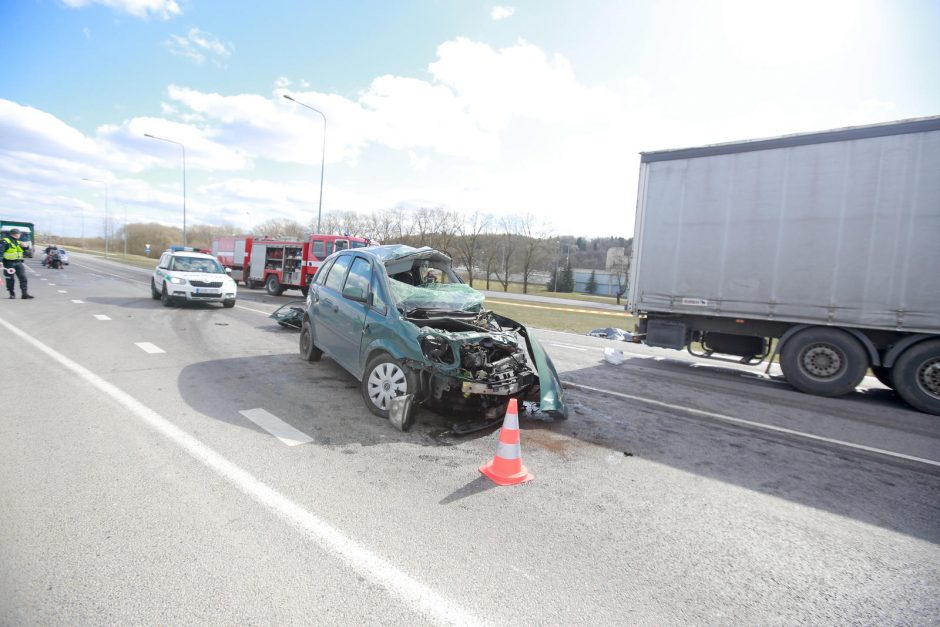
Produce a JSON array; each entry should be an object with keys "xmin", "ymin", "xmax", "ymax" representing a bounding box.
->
[{"xmin": 2, "ymin": 237, "xmax": 24, "ymax": 261}]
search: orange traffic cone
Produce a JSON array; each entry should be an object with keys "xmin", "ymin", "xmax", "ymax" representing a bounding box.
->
[{"xmin": 479, "ymin": 399, "xmax": 533, "ymax": 486}]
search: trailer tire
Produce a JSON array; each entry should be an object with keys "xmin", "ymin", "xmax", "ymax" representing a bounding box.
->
[
  {"xmin": 780, "ymin": 327, "xmax": 868, "ymax": 397},
  {"xmin": 871, "ymin": 366, "xmax": 895, "ymax": 390},
  {"xmin": 361, "ymin": 353, "xmax": 416, "ymax": 419},
  {"xmin": 151, "ymin": 279, "xmax": 161, "ymax": 300},
  {"xmin": 299, "ymin": 320, "xmax": 322, "ymax": 362},
  {"xmin": 891, "ymin": 340, "xmax": 940, "ymax": 416},
  {"xmin": 265, "ymin": 275, "xmax": 285, "ymax": 296}
]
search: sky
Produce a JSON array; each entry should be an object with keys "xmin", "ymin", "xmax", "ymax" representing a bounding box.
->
[{"xmin": 1, "ymin": 0, "xmax": 938, "ymax": 239}]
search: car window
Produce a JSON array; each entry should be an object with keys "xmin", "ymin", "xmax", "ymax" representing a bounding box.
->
[
  {"xmin": 324, "ymin": 255, "xmax": 352, "ymax": 292},
  {"xmin": 170, "ymin": 256, "xmax": 223, "ymax": 273},
  {"xmin": 370, "ymin": 272, "xmax": 388, "ymax": 315},
  {"xmin": 311, "ymin": 240, "xmax": 325, "ymax": 260},
  {"xmin": 351, "ymin": 241, "xmax": 368, "ymax": 249},
  {"xmin": 159, "ymin": 253, "xmax": 169, "ymax": 268},
  {"xmin": 314, "ymin": 258, "xmax": 334, "ymax": 285},
  {"xmin": 334, "ymin": 240, "xmax": 350, "ymax": 252},
  {"xmin": 342, "ymin": 257, "xmax": 372, "ymax": 301}
]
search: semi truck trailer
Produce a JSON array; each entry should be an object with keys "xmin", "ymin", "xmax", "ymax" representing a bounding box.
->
[{"xmin": 628, "ymin": 116, "xmax": 940, "ymax": 415}]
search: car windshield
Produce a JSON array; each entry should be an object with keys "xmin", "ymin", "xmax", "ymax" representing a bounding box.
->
[
  {"xmin": 170, "ymin": 256, "xmax": 223, "ymax": 273},
  {"xmin": 385, "ymin": 259, "xmax": 483, "ymax": 312}
]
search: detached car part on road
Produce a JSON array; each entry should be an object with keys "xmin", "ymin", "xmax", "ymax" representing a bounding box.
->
[
  {"xmin": 152, "ymin": 250, "xmax": 238, "ymax": 308},
  {"xmin": 299, "ymin": 245, "xmax": 568, "ymax": 430}
]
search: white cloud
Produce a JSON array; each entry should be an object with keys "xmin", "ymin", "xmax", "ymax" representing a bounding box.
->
[
  {"xmin": 165, "ymin": 28, "xmax": 233, "ymax": 66},
  {"xmin": 61, "ymin": 0, "xmax": 181, "ymax": 20},
  {"xmin": 274, "ymin": 77, "xmax": 292, "ymax": 89},
  {"xmin": 490, "ymin": 6, "xmax": 515, "ymax": 21}
]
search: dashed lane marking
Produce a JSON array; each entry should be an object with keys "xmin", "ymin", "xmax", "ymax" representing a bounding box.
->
[
  {"xmin": 548, "ymin": 342, "xmax": 588, "ymax": 351},
  {"xmin": 0, "ymin": 315, "xmax": 478, "ymax": 627},
  {"xmin": 58, "ymin": 290, "xmax": 67, "ymax": 293},
  {"xmin": 93, "ymin": 314, "xmax": 111, "ymax": 321},
  {"xmin": 564, "ymin": 381, "xmax": 940, "ymax": 469},
  {"xmin": 48, "ymin": 283, "xmax": 56, "ymax": 286},
  {"xmin": 239, "ymin": 408, "xmax": 314, "ymax": 447},
  {"xmin": 135, "ymin": 342, "xmax": 165, "ymax": 354},
  {"xmin": 71, "ymin": 300, "xmax": 85, "ymax": 304}
]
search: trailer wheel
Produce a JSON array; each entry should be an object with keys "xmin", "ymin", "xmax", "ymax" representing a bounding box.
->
[
  {"xmin": 299, "ymin": 320, "xmax": 322, "ymax": 362},
  {"xmin": 780, "ymin": 327, "xmax": 868, "ymax": 397},
  {"xmin": 361, "ymin": 353, "xmax": 416, "ymax": 419},
  {"xmin": 891, "ymin": 339, "xmax": 940, "ymax": 416},
  {"xmin": 265, "ymin": 274, "xmax": 285, "ymax": 296},
  {"xmin": 871, "ymin": 366, "xmax": 895, "ymax": 390}
]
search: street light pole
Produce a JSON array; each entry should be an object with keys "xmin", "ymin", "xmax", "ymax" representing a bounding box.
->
[
  {"xmin": 82, "ymin": 178, "xmax": 109, "ymax": 256},
  {"xmin": 282, "ymin": 93, "xmax": 326, "ymax": 233},
  {"xmin": 144, "ymin": 133, "xmax": 187, "ymax": 246}
]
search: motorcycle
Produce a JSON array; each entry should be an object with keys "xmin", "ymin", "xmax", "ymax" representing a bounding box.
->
[{"xmin": 43, "ymin": 249, "xmax": 63, "ymax": 269}]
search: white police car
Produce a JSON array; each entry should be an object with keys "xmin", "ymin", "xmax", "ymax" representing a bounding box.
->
[{"xmin": 151, "ymin": 250, "xmax": 237, "ymax": 308}]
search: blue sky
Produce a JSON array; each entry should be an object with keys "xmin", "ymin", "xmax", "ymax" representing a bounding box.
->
[{"xmin": 1, "ymin": 0, "xmax": 938, "ymax": 238}]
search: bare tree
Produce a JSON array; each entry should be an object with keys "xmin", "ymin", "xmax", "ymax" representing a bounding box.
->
[
  {"xmin": 516, "ymin": 213, "xmax": 552, "ymax": 293},
  {"xmin": 491, "ymin": 216, "xmax": 518, "ymax": 292},
  {"xmin": 608, "ymin": 239, "xmax": 633, "ymax": 305},
  {"xmin": 454, "ymin": 211, "xmax": 490, "ymax": 286},
  {"xmin": 252, "ymin": 218, "xmax": 307, "ymax": 240}
]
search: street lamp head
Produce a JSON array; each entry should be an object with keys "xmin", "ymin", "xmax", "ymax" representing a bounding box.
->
[
  {"xmin": 143, "ymin": 133, "xmax": 154, "ymax": 138},
  {"xmin": 282, "ymin": 94, "xmax": 295, "ymax": 102}
]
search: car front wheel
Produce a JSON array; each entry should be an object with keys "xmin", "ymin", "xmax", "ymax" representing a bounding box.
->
[
  {"xmin": 151, "ymin": 279, "xmax": 161, "ymax": 300},
  {"xmin": 299, "ymin": 320, "xmax": 323, "ymax": 362},
  {"xmin": 361, "ymin": 353, "xmax": 416, "ymax": 419},
  {"xmin": 161, "ymin": 284, "xmax": 174, "ymax": 307}
]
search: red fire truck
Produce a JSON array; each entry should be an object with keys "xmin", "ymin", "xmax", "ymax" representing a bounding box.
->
[{"xmin": 212, "ymin": 234, "xmax": 373, "ymax": 296}]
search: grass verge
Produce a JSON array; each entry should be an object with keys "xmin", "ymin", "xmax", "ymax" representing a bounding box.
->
[{"xmin": 486, "ymin": 300, "xmax": 636, "ymax": 335}]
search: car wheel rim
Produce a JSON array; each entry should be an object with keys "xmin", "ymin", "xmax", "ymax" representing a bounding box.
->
[
  {"xmin": 300, "ymin": 328, "xmax": 310, "ymax": 354},
  {"xmin": 800, "ymin": 343, "xmax": 843, "ymax": 379},
  {"xmin": 367, "ymin": 362, "xmax": 407, "ymax": 410},
  {"xmin": 916, "ymin": 357, "xmax": 940, "ymax": 399}
]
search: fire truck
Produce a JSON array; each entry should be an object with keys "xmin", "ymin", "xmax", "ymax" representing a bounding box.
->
[{"xmin": 212, "ymin": 234, "xmax": 373, "ymax": 296}]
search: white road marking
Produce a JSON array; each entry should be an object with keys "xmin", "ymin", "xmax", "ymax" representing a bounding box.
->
[
  {"xmin": 0, "ymin": 315, "xmax": 478, "ymax": 627},
  {"xmin": 48, "ymin": 283, "xmax": 56, "ymax": 286},
  {"xmin": 93, "ymin": 314, "xmax": 111, "ymax": 321},
  {"xmin": 57, "ymin": 290, "xmax": 67, "ymax": 293},
  {"xmin": 548, "ymin": 342, "xmax": 588, "ymax": 352},
  {"xmin": 236, "ymin": 303, "xmax": 274, "ymax": 316},
  {"xmin": 71, "ymin": 300, "xmax": 85, "ymax": 304},
  {"xmin": 135, "ymin": 342, "xmax": 165, "ymax": 354},
  {"xmin": 239, "ymin": 408, "xmax": 314, "ymax": 447},
  {"xmin": 565, "ymin": 382, "xmax": 940, "ymax": 468}
]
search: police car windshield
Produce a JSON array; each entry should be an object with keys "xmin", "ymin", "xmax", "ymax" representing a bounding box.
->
[{"xmin": 170, "ymin": 256, "xmax": 223, "ymax": 273}]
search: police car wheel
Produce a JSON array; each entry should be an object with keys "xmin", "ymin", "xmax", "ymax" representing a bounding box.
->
[
  {"xmin": 223, "ymin": 299, "xmax": 236, "ymax": 308},
  {"xmin": 151, "ymin": 279, "xmax": 161, "ymax": 300},
  {"xmin": 160, "ymin": 284, "xmax": 174, "ymax": 307}
]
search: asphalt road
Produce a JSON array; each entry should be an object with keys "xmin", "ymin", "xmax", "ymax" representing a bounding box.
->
[{"xmin": 1, "ymin": 253, "xmax": 938, "ymax": 625}]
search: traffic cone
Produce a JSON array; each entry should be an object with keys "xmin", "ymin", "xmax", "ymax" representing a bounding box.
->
[{"xmin": 479, "ymin": 399, "xmax": 533, "ymax": 486}]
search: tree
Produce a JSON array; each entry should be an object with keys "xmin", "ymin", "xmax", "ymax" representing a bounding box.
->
[
  {"xmin": 491, "ymin": 216, "xmax": 517, "ymax": 292},
  {"xmin": 559, "ymin": 261, "xmax": 574, "ymax": 292},
  {"xmin": 454, "ymin": 211, "xmax": 490, "ymax": 287},
  {"xmin": 608, "ymin": 239, "xmax": 633, "ymax": 305},
  {"xmin": 586, "ymin": 269, "xmax": 598, "ymax": 294},
  {"xmin": 252, "ymin": 218, "xmax": 307, "ymax": 240},
  {"xmin": 516, "ymin": 213, "xmax": 552, "ymax": 294}
]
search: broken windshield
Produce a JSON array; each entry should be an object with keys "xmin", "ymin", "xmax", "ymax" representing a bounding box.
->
[{"xmin": 389, "ymin": 281, "xmax": 484, "ymax": 312}]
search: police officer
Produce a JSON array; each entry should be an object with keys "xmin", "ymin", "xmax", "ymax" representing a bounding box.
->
[{"xmin": 1, "ymin": 228, "xmax": 34, "ymax": 299}]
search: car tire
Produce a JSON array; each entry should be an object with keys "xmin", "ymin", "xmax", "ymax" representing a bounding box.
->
[
  {"xmin": 222, "ymin": 299, "xmax": 236, "ymax": 308},
  {"xmin": 361, "ymin": 353, "xmax": 416, "ymax": 419},
  {"xmin": 299, "ymin": 320, "xmax": 323, "ymax": 362},
  {"xmin": 891, "ymin": 339, "xmax": 940, "ymax": 416},
  {"xmin": 265, "ymin": 275, "xmax": 285, "ymax": 296},
  {"xmin": 161, "ymin": 284, "xmax": 174, "ymax": 307},
  {"xmin": 779, "ymin": 327, "xmax": 868, "ymax": 397},
  {"xmin": 151, "ymin": 279, "xmax": 161, "ymax": 300}
]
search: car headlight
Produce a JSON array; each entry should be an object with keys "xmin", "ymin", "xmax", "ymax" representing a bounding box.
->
[{"xmin": 169, "ymin": 277, "xmax": 187, "ymax": 285}]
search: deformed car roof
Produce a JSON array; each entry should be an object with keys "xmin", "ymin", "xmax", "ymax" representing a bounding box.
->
[{"xmin": 366, "ymin": 244, "xmax": 452, "ymax": 264}]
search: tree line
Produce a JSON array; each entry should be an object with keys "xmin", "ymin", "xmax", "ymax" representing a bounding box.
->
[{"xmin": 43, "ymin": 207, "xmax": 632, "ymax": 298}]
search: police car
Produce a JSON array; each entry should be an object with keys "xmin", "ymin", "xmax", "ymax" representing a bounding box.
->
[{"xmin": 151, "ymin": 249, "xmax": 237, "ymax": 308}]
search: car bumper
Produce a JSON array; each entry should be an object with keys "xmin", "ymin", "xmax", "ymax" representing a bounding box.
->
[{"xmin": 169, "ymin": 288, "xmax": 237, "ymax": 302}]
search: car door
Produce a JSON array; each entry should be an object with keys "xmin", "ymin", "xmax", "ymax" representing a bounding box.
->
[
  {"xmin": 314, "ymin": 254, "xmax": 354, "ymax": 367},
  {"xmin": 330, "ymin": 256, "xmax": 372, "ymax": 374}
]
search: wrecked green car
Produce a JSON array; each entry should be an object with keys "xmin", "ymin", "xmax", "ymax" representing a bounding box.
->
[{"xmin": 299, "ymin": 244, "xmax": 568, "ymax": 430}]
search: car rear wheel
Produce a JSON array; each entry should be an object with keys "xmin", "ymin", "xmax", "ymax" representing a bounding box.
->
[
  {"xmin": 779, "ymin": 327, "xmax": 868, "ymax": 397},
  {"xmin": 151, "ymin": 279, "xmax": 161, "ymax": 300},
  {"xmin": 299, "ymin": 320, "xmax": 323, "ymax": 362},
  {"xmin": 361, "ymin": 353, "xmax": 416, "ymax": 419}
]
